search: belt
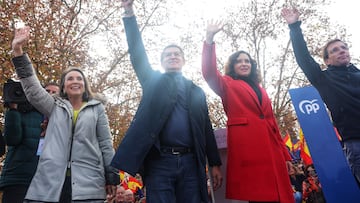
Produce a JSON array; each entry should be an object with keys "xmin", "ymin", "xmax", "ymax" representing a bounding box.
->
[{"xmin": 160, "ymin": 146, "xmax": 193, "ymax": 155}]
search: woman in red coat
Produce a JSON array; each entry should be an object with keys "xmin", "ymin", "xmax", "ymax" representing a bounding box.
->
[{"xmin": 202, "ymin": 20, "xmax": 295, "ymax": 203}]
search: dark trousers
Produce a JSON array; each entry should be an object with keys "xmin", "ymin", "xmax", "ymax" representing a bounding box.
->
[
  {"xmin": 2, "ymin": 185, "xmax": 28, "ymax": 203},
  {"xmin": 144, "ymin": 153, "xmax": 201, "ymax": 203},
  {"xmin": 59, "ymin": 175, "xmax": 72, "ymax": 203},
  {"xmin": 343, "ymin": 140, "xmax": 360, "ymax": 185}
]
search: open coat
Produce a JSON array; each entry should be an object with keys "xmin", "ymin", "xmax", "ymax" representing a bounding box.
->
[
  {"xmin": 111, "ymin": 16, "xmax": 221, "ymax": 202},
  {"xmin": 202, "ymin": 42, "xmax": 294, "ymax": 203},
  {"xmin": 12, "ymin": 55, "xmax": 114, "ymax": 202}
]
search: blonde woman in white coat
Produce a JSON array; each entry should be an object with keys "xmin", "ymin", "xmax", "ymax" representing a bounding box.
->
[{"xmin": 11, "ymin": 26, "xmax": 118, "ymax": 202}]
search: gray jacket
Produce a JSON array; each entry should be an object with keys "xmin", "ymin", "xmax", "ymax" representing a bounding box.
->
[{"xmin": 12, "ymin": 54, "xmax": 114, "ymax": 201}]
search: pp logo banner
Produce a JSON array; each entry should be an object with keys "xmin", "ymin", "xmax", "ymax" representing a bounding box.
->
[
  {"xmin": 299, "ymin": 99, "xmax": 320, "ymax": 114},
  {"xmin": 289, "ymin": 86, "xmax": 360, "ymax": 203}
]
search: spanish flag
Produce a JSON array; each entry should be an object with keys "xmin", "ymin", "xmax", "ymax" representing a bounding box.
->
[
  {"xmin": 118, "ymin": 170, "xmax": 143, "ymax": 192},
  {"xmin": 292, "ymin": 139, "xmax": 301, "ymax": 152},
  {"xmin": 119, "ymin": 170, "xmax": 126, "ymax": 182},
  {"xmin": 283, "ymin": 133, "xmax": 293, "ymax": 150},
  {"xmin": 127, "ymin": 176, "xmax": 143, "ymax": 192},
  {"xmin": 299, "ymin": 129, "xmax": 313, "ymax": 165}
]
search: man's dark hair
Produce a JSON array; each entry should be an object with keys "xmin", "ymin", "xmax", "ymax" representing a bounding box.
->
[
  {"xmin": 322, "ymin": 39, "xmax": 348, "ymax": 62},
  {"xmin": 160, "ymin": 44, "xmax": 185, "ymax": 61}
]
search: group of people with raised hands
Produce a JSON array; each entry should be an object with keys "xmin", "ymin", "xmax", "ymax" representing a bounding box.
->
[{"xmin": 3, "ymin": 0, "xmax": 360, "ymax": 202}]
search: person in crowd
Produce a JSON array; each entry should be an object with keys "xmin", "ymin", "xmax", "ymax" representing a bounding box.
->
[
  {"xmin": 202, "ymin": 20, "xmax": 294, "ymax": 203},
  {"xmin": 289, "ymin": 163, "xmax": 306, "ymax": 203},
  {"xmin": 116, "ymin": 185, "xmax": 126, "ymax": 203},
  {"xmin": 281, "ymin": 8, "xmax": 360, "ymax": 184},
  {"xmin": 105, "ymin": 185, "xmax": 126, "ymax": 203},
  {"xmin": 44, "ymin": 82, "xmax": 60, "ymax": 95},
  {"xmin": 124, "ymin": 189, "xmax": 135, "ymax": 203},
  {"xmin": 10, "ymin": 25, "xmax": 118, "ymax": 202},
  {"xmin": 39, "ymin": 83, "xmax": 60, "ymax": 138},
  {"xmin": 302, "ymin": 164, "xmax": 326, "ymax": 203},
  {"xmin": 111, "ymin": 1, "xmax": 222, "ymax": 202},
  {"xmin": 0, "ymin": 83, "xmax": 59, "ymax": 203}
]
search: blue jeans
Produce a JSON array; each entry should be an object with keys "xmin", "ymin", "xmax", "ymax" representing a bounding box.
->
[
  {"xmin": 144, "ymin": 152, "xmax": 201, "ymax": 203},
  {"xmin": 343, "ymin": 140, "xmax": 360, "ymax": 184}
]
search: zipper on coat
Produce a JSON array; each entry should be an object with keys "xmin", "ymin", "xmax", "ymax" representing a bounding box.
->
[{"xmin": 66, "ymin": 118, "xmax": 76, "ymax": 176}]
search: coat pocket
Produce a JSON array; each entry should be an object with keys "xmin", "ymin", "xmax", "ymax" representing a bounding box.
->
[{"xmin": 227, "ymin": 117, "xmax": 248, "ymax": 126}]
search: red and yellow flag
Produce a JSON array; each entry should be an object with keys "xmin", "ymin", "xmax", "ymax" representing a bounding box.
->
[
  {"xmin": 283, "ymin": 133, "xmax": 293, "ymax": 150},
  {"xmin": 299, "ymin": 129, "xmax": 313, "ymax": 165},
  {"xmin": 119, "ymin": 170, "xmax": 126, "ymax": 181},
  {"xmin": 127, "ymin": 176, "xmax": 143, "ymax": 192},
  {"xmin": 118, "ymin": 170, "xmax": 143, "ymax": 192},
  {"xmin": 292, "ymin": 139, "xmax": 301, "ymax": 151}
]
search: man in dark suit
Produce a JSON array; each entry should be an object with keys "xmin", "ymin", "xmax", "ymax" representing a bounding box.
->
[{"xmin": 111, "ymin": 1, "xmax": 222, "ymax": 202}]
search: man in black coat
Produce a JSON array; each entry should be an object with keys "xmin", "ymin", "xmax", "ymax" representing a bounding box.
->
[
  {"xmin": 111, "ymin": 1, "xmax": 222, "ymax": 202},
  {"xmin": 282, "ymin": 8, "xmax": 360, "ymax": 185}
]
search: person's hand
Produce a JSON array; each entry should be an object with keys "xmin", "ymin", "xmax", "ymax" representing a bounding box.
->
[
  {"xmin": 105, "ymin": 184, "xmax": 117, "ymax": 200},
  {"xmin": 206, "ymin": 20, "xmax": 224, "ymax": 44},
  {"xmin": 12, "ymin": 26, "xmax": 30, "ymax": 57},
  {"xmin": 121, "ymin": 0, "xmax": 134, "ymax": 17},
  {"xmin": 281, "ymin": 8, "xmax": 300, "ymax": 25},
  {"xmin": 105, "ymin": 193, "xmax": 115, "ymax": 203},
  {"xmin": 210, "ymin": 165, "xmax": 223, "ymax": 191}
]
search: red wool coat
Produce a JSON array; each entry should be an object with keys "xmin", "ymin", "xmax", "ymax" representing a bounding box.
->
[{"xmin": 202, "ymin": 42, "xmax": 294, "ymax": 203}]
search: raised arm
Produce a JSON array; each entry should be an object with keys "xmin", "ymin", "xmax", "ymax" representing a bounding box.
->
[
  {"xmin": 121, "ymin": 0, "xmax": 153, "ymax": 85},
  {"xmin": 121, "ymin": 0, "xmax": 135, "ymax": 17},
  {"xmin": 11, "ymin": 26, "xmax": 55, "ymax": 116},
  {"xmin": 205, "ymin": 20, "xmax": 223, "ymax": 44},
  {"xmin": 281, "ymin": 8, "xmax": 322, "ymax": 83},
  {"xmin": 202, "ymin": 20, "xmax": 226, "ymax": 96},
  {"xmin": 281, "ymin": 8, "xmax": 300, "ymax": 25}
]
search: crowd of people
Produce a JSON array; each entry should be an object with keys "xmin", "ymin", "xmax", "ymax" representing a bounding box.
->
[
  {"xmin": 288, "ymin": 162, "xmax": 326, "ymax": 203},
  {"xmin": 0, "ymin": 0, "xmax": 359, "ymax": 202},
  {"xmin": 104, "ymin": 172, "xmax": 145, "ymax": 203},
  {"xmin": 105, "ymin": 160, "xmax": 327, "ymax": 203}
]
